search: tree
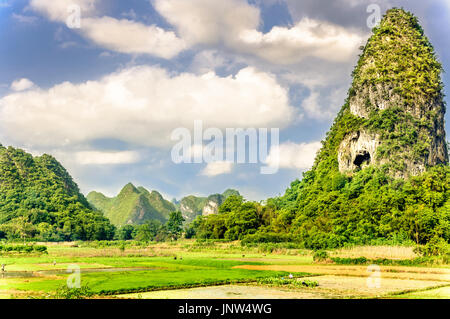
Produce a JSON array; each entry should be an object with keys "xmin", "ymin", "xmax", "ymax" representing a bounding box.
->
[
  {"xmin": 184, "ymin": 216, "xmax": 203, "ymax": 239},
  {"xmin": 166, "ymin": 211, "xmax": 185, "ymax": 240},
  {"xmin": 117, "ymin": 225, "xmax": 135, "ymax": 240},
  {"xmin": 135, "ymin": 223, "xmax": 154, "ymax": 242}
]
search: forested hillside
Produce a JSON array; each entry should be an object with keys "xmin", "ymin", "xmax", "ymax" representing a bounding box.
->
[
  {"xmin": 87, "ymin": 183, "xmax": 176, "ymax": 227},
  {"xmin": 0, "ymin": 145, "xmax": 115, "ymax": 241},
  {"xmin": 192, "ymin": 9, "xmax": 450, "ymax": 249}
]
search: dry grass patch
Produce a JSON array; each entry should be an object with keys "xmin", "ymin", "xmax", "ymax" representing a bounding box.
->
[
  {"xmin": 330, "ymin": 245, "xmax": 418, "ymax": 260},
  {"xmin": 234, "ymin": 265, "xmax": 450, "ymax": 282},
  {"xmin": 116, "ymin": 284, "xmax": 329, "ymax": 299},
  {"xmin": 298, "ymin": 275, "xmax": 448, "ymax": 298}
]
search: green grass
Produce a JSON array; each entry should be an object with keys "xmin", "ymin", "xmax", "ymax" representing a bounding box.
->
[
  {"xmin": 3, "ymin": 241, "xmax": 447, "ymax": 299},
  {"xmin": 257, "ymin": 277, "xmax": 319, "ymax": 288},
  {"xmin": 11, "ymin": 269, "xmax": 295, "ymax": 295},
  {"xmin": 2, "ymin": 254, "xmax": 309, "ymax": 296}
]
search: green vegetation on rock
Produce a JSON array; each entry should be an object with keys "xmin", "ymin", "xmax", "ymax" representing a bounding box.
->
[
  {"xmin": 0, "ymin": 145, "xmax": 115, "ymax": 241},
  {"xmin": 174, "ymin": 189, "xmax": 241, "ymax": 224},
  {"xmin": 87, "ymin": 183, "xmax": 176, "ymax": 227},
  {"xmin": 192, "ymin": 9, "xmax": 449, "ymax": 250}
]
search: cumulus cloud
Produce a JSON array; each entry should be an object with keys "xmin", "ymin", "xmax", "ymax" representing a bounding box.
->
[
  {"xmin": 153, "ymin": 0, "xmax": 260, "ymax": 45},
  {"xmin": 29, "ymin": 0, "xmax": 186, "ymax": 58},
  {"xmin": 266, "ymin": 141, "xmax": 322, "ymax": 170},
  {"xmin": 75, "ymin": 151, "xmax": 140, "ymax": 165},
  {"xmin": 29, "ymin": 0, "xmax": 366, "ymax": 63},
  {"xmin": 10, "ymin": 78, "xmax": 34, "ymax": 91},
  {"xmin": 300, "ymin": 87, "xmax": 347, "ymax": 120},
  {"xmin": 154, "ymin": 0, "xmax": 365, "ymax": 64},
  {"xmin": 81, "ymin": 17, "xmax": 186, "ymax": 58},
  {"xmin": 200, "ymin": 161, "xmax": 233, "ymax": 177},
  {"xmin": 238, "ymin": 18, "xmax": 365, "ymax": 64},
  {"xmin": 29, "ymin": 0, "xmax": 97, "ymax": 21},
  {"xmin": 0, "ymin": 66, "xmax": 295, "ymax": 148}
]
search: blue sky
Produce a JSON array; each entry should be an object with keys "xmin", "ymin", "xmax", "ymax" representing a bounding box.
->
[{"xmin": 0, "ymin": 0, "xmax": 449, "ymax": 201}]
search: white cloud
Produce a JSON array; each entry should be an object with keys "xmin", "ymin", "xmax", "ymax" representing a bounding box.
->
[
  {"xmin": 266, "ymin": 141, "xmax": 322, "ymax": 170},
  {"xmin": 190, "ymin": 50, "xmax": 230, "ymax": 74},
  {"xmin": 301, "ymin": 86, "xmax": 348, "ymax": 120},
  {"xmin": 30, "ymin": 0, "xmax": 186, "ymax": 59},
  {"xmin": 29, "ymin": 0, "xmax": 365, "ymax": 63},
  {"xmin": 238, "ymin": 18, "xmax": 365, "ymax": 64},
  {"xmin": 153, "ymin": 0, "xmax": 260, "ymax": 45},
  {"xmin": 10, "ymin": 78, "xmax": 34, "ymax": 91},
  {"xmin": 29, "ymin": 0, "xmax": 97, "ymax": 21},
  {"xmin": 154, "ymin": 0, "xmax": 365, "ymax": 64},
  {"xmin": 0, "ymin": 66, "xmax": 295, "ymax": 148},
  {"xmin": 81, "ymin": 17, "xmax": 186, "ymax": 58},
  {"xmin": 75, "ymin": 151, "xmax": 140, "ymax": 165},
  {"xmin": 200, "ymin": 161, "xmax": 233, "ymax": 176}
]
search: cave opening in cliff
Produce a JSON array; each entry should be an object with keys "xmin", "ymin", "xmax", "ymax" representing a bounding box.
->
[{"xmin": 354, "ymin": 151, "xmax": 371, "ymax": 168}]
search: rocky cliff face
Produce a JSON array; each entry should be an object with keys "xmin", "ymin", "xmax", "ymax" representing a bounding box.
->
[
  {"xmin": 338, "ymin": 131, "xmax": 380, "ymax": 172},
  {"xmin": 337, "ymin": 9, "xmax": 448, "ymax": 178},
  {"xmin": 176, "ymin": 189, "xmax": 241, "ymax": 223}
]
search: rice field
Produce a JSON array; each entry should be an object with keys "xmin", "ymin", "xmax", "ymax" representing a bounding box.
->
[{"xmin": 0, "ymin": 240, "xmax": 449, "ymax": 299}]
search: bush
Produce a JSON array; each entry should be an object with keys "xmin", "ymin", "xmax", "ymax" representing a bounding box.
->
[
  {"xmin": 257, "ymin": 277, "xmax": 318, "ymax": 288},
  {"xmin": 331, "ymin": 257, "xmax": 367, "ymax": 265},
  {"xmin": 414, "ymin": 237, "xmax": 450, "ymax": 257},
  {"xmin": 0, "ymin": 244, "xmax": 47, "ymax": 254},
  {"xmin": 241, "ymin": 232, "xmax": 293, "ymax": 244},
  {"xmin": 54, "ymin": 285, "xmax": 93, "ymax": 299},
  {"xmin": 313, "ymin": 250, "xmax": 329, "ymax": 262},
  {"xmin": 33, "ymin": 245, "xmax": 48, "ymax": 253}
]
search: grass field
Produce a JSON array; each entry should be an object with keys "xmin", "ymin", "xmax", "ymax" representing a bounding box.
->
[{"xmin": 0, "ymin": 240, "xmax": 449, "ymax": 299}]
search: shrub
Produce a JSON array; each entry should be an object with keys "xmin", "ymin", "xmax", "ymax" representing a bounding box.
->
[
  {"xmin": 0, "ymin": 244, "xmax": 47, "ymax": 254},
  {"xmin": 414, "ymin": 237, "xmax": 450, "ymax": 257},
  {"xmin": 257, "ymin": 277, "xmax": 318, "ymax": 288},
  {"xmin": 54, "ymin": 285, "xmax": 93, "ymax": 299},
  {"xmin": 241, "ymin": 232, "xmax": 293, "ymax": 244},
  {"xmin": 313, "ymin": 250, "xmax": 329, "ymax": 262},
  {"xmin": 331, "ymin": 257, "xmax": 368, "ymax": 265}
]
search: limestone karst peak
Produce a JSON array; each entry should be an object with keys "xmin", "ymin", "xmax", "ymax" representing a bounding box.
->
[{"xmin": 334, "ymin": 8, "xmax": 447, "ymax": 178}]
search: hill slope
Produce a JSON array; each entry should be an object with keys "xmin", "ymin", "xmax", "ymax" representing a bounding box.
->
[
  {"xmin": 274, "ymin": 9, "xmax": 449, "ymax": 248},
  {"xmin": 194, "ymin": 9, "xmax": 449, "ymax": 249},
  {"xmin": 339, "ymin": 8, "xmax": 447, "ymax": 177},
  {"xmin": 87, "ymin": 183, "xmax": 176, "ymax": 227},
  {"xmin": 0, "ymin": 145, "xmax": 115, "ymax": 241}
]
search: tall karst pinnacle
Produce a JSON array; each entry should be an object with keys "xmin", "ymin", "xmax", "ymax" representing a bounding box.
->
[{"xmin": 336, "ymin": 8, "xmax": 447, "ymax": 178}]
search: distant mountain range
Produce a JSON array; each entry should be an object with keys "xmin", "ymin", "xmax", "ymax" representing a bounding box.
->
[{"xmin": 87, "ymin": 184, "xmax": 240, "ymax": 227}]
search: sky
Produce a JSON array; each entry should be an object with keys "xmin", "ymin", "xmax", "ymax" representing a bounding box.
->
[{"xmin": 0, "ymin": 0, "xmax": 449, "ymax": 201}]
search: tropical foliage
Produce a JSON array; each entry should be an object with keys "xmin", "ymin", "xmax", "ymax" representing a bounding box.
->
[{"xmin": 0, "ymin": 145, "xmax": 115, "ymax": 241}]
